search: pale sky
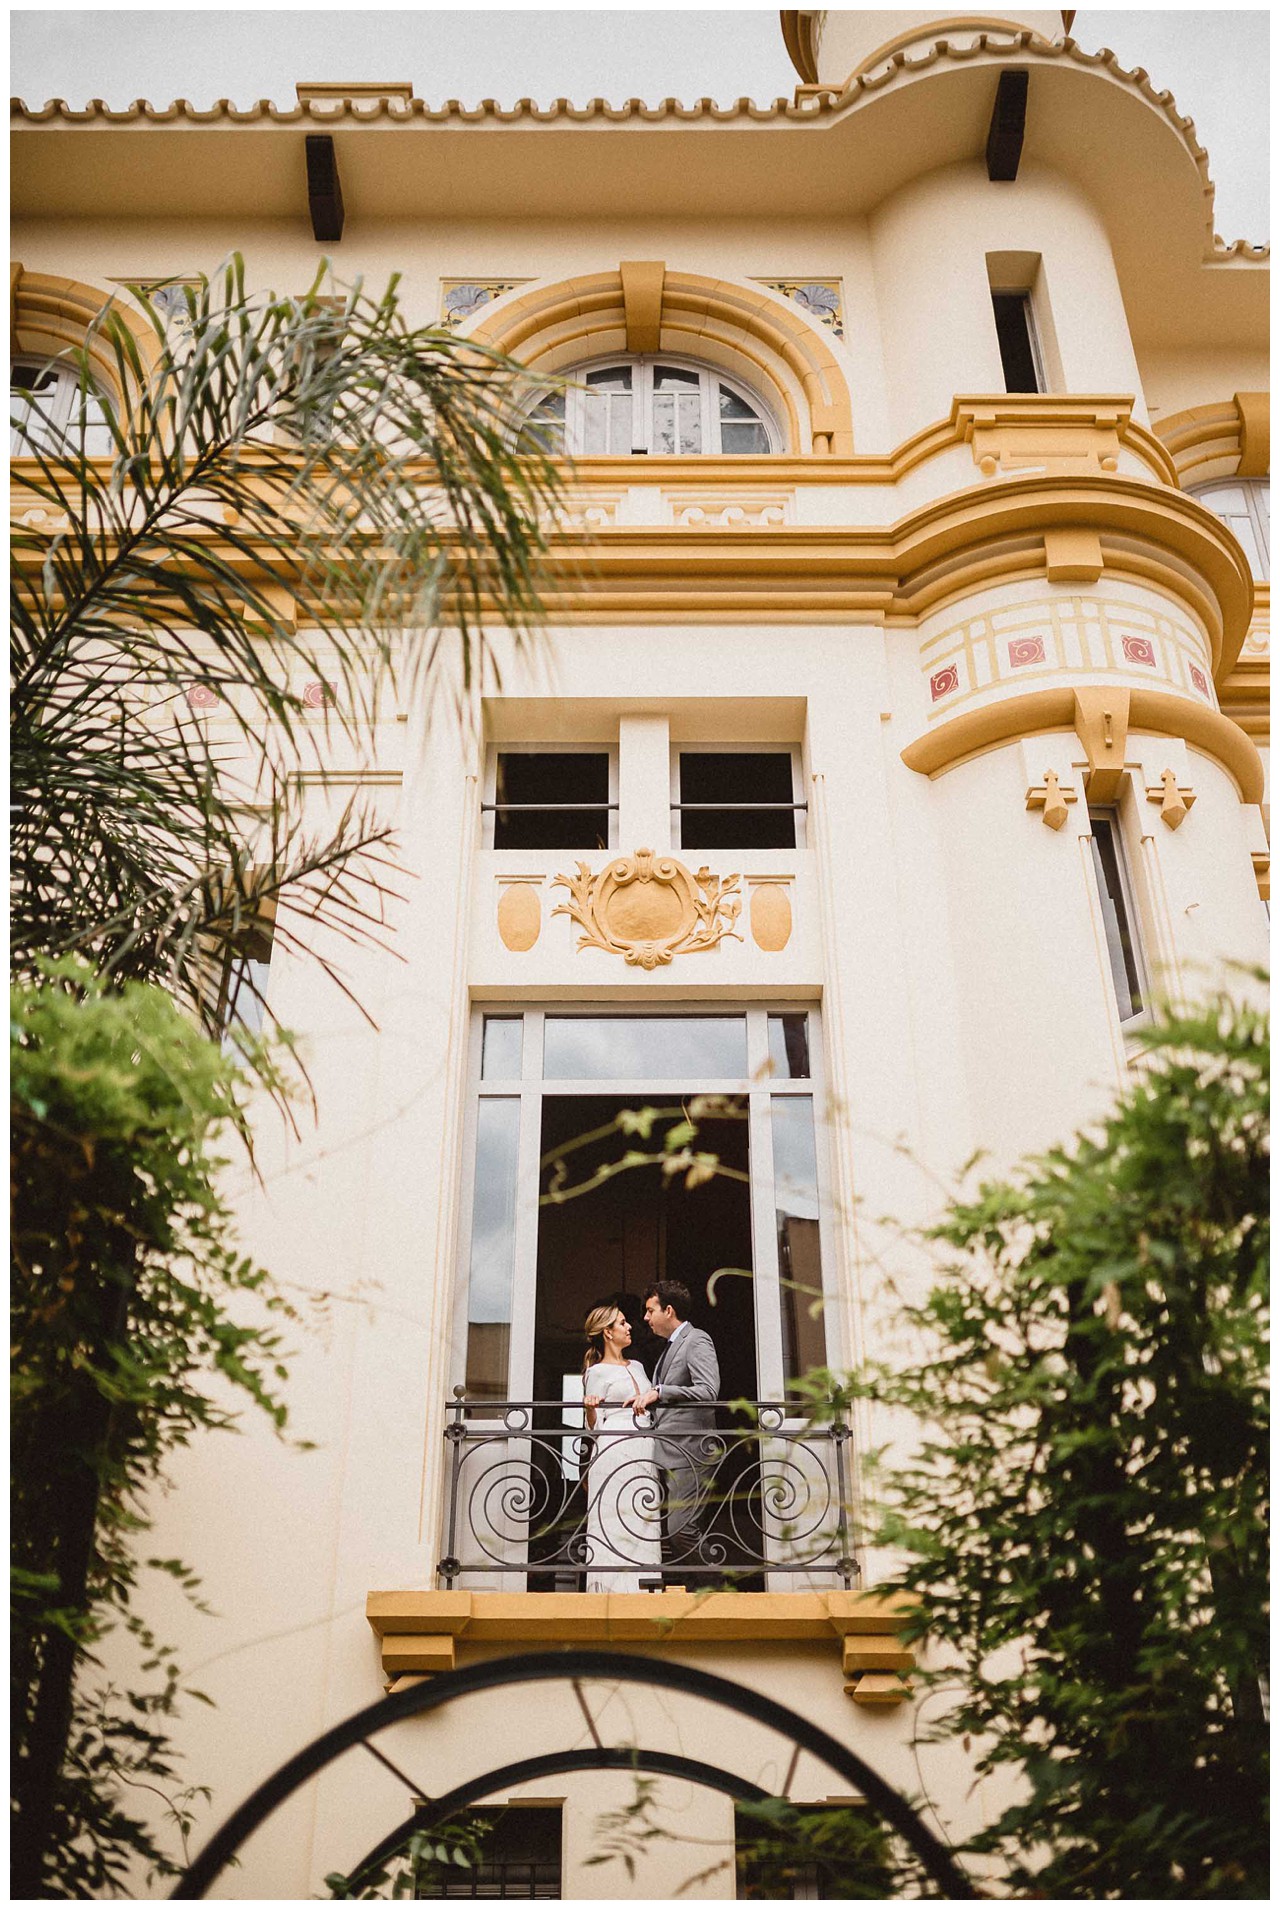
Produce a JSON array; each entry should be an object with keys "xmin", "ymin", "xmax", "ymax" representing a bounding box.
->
[{"xmin": 9, "ymin": 6, "xmax": 1269, "ymax": 244}]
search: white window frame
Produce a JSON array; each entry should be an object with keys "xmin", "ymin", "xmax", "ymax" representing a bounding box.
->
[
  {"xmin": 670, "ymin": 743, "xmax": 807, "ymax": 853},
  {"xmin": 1189, "ymin": 478, "xmax": 1269, "ymax": 581},
  {"xmin": 11, "ymin": 355, "xmax": 113, "ymax": 457},
  {"xmin": 453, "ymin": 1003, "xmax": 839, "ymax": 1409},
  {"xmin": 482, "ymin": 742, "xmax": 618, "ymax": 852},
  {"xmin": 525, "ymin": 354, "xmax": 782, "ymax": 457}
]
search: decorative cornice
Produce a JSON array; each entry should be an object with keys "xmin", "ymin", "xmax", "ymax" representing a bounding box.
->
[
  {"xmin": 12, "ymin": 469, "xmax": 1255, "ymax": 673},
  {"xmin": 12, "ymin": 33, "xmax": 1268, "ymax": 261},
  {"xmin": 900, "ymin": 683, "xmax": 1264, "ymax": 803}
]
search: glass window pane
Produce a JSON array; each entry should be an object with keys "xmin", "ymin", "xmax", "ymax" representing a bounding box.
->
[
  {"xmin": 719, "ymin": 419, "xmax": 770, "ymax": 454},
  {"xmin": 678, "ymin": 751, "xmax": 796, "ymax": 850},
  {"xmin": 771, "ymin": 1097, "xmax": 826, "ymax": 1385},
  {"xmin": 718, "ymin": 385, "xmax": 759, "ymax": 420},
  {"xmin": 493, "ymin": 751, "xmax": 610, "ymax": 851},
  {"xmin": 79, "ymin": 395, "xmax": 115, "ymax": 459},
  {"xmin": 518, "ymin": 391, "xmax": 565, "ymax": 456},
  {"xmin": 543, "ymin": 1015, "xmax": 748, "ymax": 1080},
  {"xmin": 652, "ymin": 390, "xmax": 677, "ymax": 457},
  {"xmin": 482, "ymin": 1016, "xmax": 523, "ymax": 1080},
  {"xmin": 584, "ymin": 367, "xmax": 633, "ymax": 455},
  {"xmin": 767, "ymin": 1014, "xmax": 810, "ymax": 1079},
  {"xmin": 464, "ymin": 1097, "xmax": 521, "ymax": 1398},
  {"xmin": 676, "ymin": 390, "xmax": 702, "ymax": 453},
  {"xmin": 1089, "ymin": 816, "xmax": 1144, "ymax": 1022},
  {"xmin": 718, "ymin": 386, "xmax": 770, "ymax": 453},
  {"xmin": 1232, "ymin": 514, "xmax": 1266, "ymax": 578}
]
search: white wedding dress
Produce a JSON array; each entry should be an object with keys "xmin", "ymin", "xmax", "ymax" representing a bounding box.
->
[{"xmin": 583, "ymin": 1360, "xmax": 663, "ymax": 1593}]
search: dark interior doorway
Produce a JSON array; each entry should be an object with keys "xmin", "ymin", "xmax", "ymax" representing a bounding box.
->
[{"xmin": 533, "ymin": 1096, "xmax": 756, "ymax": 1407}]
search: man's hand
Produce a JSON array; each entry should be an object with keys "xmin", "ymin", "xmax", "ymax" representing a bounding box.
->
[{"xmin": 634, "ymin": 1389, "xmax": 659, "ymax": 1412}]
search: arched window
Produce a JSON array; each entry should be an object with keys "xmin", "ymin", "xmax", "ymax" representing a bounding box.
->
[
  {"xmin": 521, "ymin": 357, "xmax": 778, "ymax": 457},
  {"xmin": 1189, "ymin": 478, "xmax": 1270, "ymax": 580},
  {"xmin": 10, "ymin": 356, "xmax": 113, "ymax": 457}
]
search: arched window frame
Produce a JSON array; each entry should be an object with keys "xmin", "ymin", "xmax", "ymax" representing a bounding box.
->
[
  {"xmin": 1189, "ymin": 477, "xmax": 1270, "ymax": 581},
  {"xmin": 11, "ymin": 354, "xmax": 114, "ymax": 458},
  {"xmin": 522, "ymin": 354, "xmax": 782, "ymax": 458}
]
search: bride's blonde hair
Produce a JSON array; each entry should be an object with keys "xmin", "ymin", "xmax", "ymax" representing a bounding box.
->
[{"xmin": 582, "ymin": 1303, "xmax": 621, "ymax": 1383}]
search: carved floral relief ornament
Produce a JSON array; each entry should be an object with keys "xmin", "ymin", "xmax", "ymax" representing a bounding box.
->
[{"xmin": 552, "ymin": 848, "xmax": 742, "ymax": 968}]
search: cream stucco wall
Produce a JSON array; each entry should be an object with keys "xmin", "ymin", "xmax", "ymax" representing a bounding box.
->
[
  {"xmin": 868, "ymin": 159, "xmax": 1148, "ymax": 443},
  {"xmin": 10, "ymin": 18, "xmax": 1269, "ymax": 1896}
]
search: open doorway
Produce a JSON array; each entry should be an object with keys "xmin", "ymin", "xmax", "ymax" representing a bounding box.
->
[{"xmin": 533, "ymin": 1096, "xmax": 756, "ymax": 1409}]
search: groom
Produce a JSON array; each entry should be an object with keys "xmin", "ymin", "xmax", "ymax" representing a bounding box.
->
[{"xmin": 636, "ymin": 1281, "xmax": 721, "ymax": 1583}]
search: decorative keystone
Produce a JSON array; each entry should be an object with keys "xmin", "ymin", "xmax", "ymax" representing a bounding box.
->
[{"xmin": 1147, "ymin": 768, "xmax": 1195, "ymax": 830}]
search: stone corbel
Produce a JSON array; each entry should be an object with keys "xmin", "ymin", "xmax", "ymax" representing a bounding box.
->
[
  {"xmin": 1251, "ymin": 850, "xmax": 1270, "ymax": 903},
  {"xmin": 1072, "ymin": 687, "xmax": 1129, "ymax": 802},
  {"xmin": 1146, "ymin": 768, "xmax": 1196, "ymax": 830},
  {"xmin": 1025, "ymin": 767, "xmax": 1077, "ymax": 830}
]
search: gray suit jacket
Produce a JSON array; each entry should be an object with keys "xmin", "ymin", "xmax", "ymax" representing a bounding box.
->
[{"xmin": 651, "ymin": 1324, "xmax": 720, "ymax": 1471}]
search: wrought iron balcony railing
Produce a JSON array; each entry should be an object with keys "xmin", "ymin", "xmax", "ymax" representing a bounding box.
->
[{"xmin": 438, "ymin": 1393, "xmax": 857, "ymax": 1591}]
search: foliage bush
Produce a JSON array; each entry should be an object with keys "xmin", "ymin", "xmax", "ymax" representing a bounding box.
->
[
  {"xmin": 10, "ymin": 962, "xmax": 299, "ymax": 1894},
  {"xmin": 829, "ymin": 986, "xmax": 1270, "ymax": 1898}
]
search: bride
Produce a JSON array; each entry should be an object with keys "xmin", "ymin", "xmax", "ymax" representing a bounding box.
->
[{"xmin": 580, "ymin": 1304, "xmax": 662, "ymax": 1593}]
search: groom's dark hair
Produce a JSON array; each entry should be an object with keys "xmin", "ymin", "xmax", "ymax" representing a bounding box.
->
[{"xmin": 645, "ymin": 1280, "xmax": 693, "ymax": 1321}]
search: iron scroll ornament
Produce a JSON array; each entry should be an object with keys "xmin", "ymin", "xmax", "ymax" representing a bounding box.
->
[{"xmin": 174, "ymin": 1649, "xmax": 976, "ymax": 1899}]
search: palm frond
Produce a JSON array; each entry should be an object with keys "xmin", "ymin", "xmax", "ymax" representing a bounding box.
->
[{"xmin": 11, "ymin": 257, "xmax": 562, "ymax": 1044}]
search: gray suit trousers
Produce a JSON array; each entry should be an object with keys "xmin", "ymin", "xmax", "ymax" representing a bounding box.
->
[{"xmin": 651, "ymin": 1326, "xmax": 721, "ymax": 1545}]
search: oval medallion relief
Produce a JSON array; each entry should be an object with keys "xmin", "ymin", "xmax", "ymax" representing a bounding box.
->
[
  {"xmin": 749, "ymin": 883, "xmax": 792, "ymax": 952},
  {"xmin": 497, "ymin": 882, "xmax": 541, "ymax": 952}
]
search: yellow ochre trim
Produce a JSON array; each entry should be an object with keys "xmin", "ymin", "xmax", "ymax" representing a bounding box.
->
[
  {"xmin": 11, "ymin": 469, "xmax": 1255, "ymax": 672},
  {"xmin": 10, "ymin": 265, "xmax": 159, "ymax": 404},
  {"xmin": 1157, "ymin": 392, "xmax": 1270, "ymax": 487},
  {"xmin": 367, "ymin": 1587, "xmax": 916, "ymax": 1644},
  {"xmin": 900, "ymin": 685, "xmax": 1264, "ymax": 803},
  {"xmin": 368, "ymin": 1589, "xmax": 919, "ymax": 1705},
  {"xmin": 468, "ymin": 266, "xmax": 855, "ymax": 455}
]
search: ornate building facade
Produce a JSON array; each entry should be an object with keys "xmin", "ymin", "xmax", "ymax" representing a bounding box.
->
[{"xmin": 12, "ymin": 8, "xmax": 1269, "ymax": 1897}]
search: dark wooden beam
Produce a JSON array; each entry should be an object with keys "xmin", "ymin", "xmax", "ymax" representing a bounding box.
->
[
  {"xmin": 305, "ymin": 134, "xmax": 344, "ymax": 241},
  {"xmin": 986, "ymin": 70, "xmax": 1028, "ymax": 182}
]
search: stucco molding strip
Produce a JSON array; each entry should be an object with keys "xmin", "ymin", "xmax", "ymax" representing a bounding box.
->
[
  {"xmin": 12, "ymin": 474, "xmax": 1254, "ymax": 671},
  {"xmin": 900, "ymin": 685, "xmax": 1264, "ymax": 805}
]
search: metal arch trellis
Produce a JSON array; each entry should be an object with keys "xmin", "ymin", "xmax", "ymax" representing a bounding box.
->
[
  {"xmin": 173, "ymin": 1649, "xmax": 977, "ymax": 1900},
  {"xmin": 345, "ymin": 1747, "xmax": 775, "ymax": 1894}
]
